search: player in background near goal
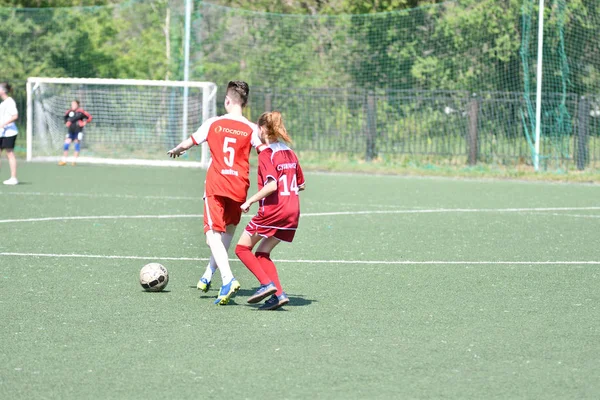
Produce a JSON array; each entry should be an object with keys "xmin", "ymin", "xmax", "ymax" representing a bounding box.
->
[
  {"xmin": 59, "ymin": 100, "xmax": 92, "ymax": 166},
  {"xmin": 168, "ymin": 80, "xmax": 267, "ymax": 305},
  {"xmin": 0, "ymin": 82, "xmax": 19, "ymax": 185},
  {"xmin": 235, "ymin": 111, "xmax": 305, "ymax": 310}
]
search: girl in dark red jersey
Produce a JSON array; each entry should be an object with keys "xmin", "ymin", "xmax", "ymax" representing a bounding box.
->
[{"xmin": 235, "ymin": 111, "xmax": 305, "ymax": 310}]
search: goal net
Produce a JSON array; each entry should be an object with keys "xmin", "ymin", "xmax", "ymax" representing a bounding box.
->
[{"xmin": 26, "ymin": 77, "xmax": 217, "ymax": 167}]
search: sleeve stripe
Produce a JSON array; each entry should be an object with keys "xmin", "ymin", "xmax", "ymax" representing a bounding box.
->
[
  {"xmin": 191, "ymin": 135, "xmax": 199, "ymax": 146},
  {"xmin": 264, "ymin": 174, "xmax": 276, "ymax": 184}
]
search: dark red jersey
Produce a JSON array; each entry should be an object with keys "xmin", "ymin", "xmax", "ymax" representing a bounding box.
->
[{"xmin": 252, "ymin": 142, "xmax": 304, "ymax": 230}]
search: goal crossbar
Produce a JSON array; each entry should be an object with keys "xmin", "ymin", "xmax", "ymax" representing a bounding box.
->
[{"xmin": 27, "ymin": 77, "xmax": 216, "ymax": 89}]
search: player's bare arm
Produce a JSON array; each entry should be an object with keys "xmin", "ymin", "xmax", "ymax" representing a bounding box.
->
[
  {"xmin": 167, "ymin": 137, "xmax": 194, "ymax": 158},
  {"xmin": 240, "ymin": 178, "xmax": 278, "ymax": 213},
  {"xmin": 1, "ymin": 114, "xmax": 18, "ymax": 129}
]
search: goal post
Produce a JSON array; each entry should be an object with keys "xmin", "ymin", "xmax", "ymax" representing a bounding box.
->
[{"xmin": 26, "ymin": 77, "xmax": 217, "ymax": 168}]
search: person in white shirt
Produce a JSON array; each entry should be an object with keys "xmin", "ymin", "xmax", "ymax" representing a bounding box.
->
[{"xmin": 0, "ymin": 82, "xmax": 19, "ymax": 185}]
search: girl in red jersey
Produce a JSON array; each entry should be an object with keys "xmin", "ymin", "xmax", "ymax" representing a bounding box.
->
[{"xmin": 235, "ymin": 111, "xmax": 305, "ymax": 310}]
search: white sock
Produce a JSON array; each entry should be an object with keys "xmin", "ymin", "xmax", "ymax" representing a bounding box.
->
[
  {"xmin": 205, "ymin": 230, "xmax": 234, "ymax": 285},
  {"xmin": 201, "ymin": 230, "xmax": 234, "ymax": 282},
  {"xmin": 201, "ymin": 257, "xmax": 217, "ymax": 282}
]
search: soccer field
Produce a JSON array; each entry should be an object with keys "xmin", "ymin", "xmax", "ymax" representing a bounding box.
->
[{"xmin": 1, "ymin": 162, "xmax": 599, "ymax": 399}]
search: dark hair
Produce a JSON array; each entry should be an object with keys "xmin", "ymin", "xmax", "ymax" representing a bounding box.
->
[
  {"xmin": 226, "ymin": 81, "xmax": 249, "ymax": 107},
  {"xmin": 257, "ymin": 111, "xmax": 292, "ymax": 144},
  {"xmin": 0, "ymin": 82, "xmax": 13, "ymax": 95}
]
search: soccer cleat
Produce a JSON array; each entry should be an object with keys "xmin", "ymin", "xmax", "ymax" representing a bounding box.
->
[
  {"xmin": 58, "ymin": 161, "xmax": 67, "ymax": 166},
  {"xmin": 214, "ymin": 278, "xmax": 240, "ymax": 305},
  {"xmin": 246, "ymin": 282, "xmax": 277, "ymax": 304},
  {"xmin": 2, "ymin": 177, "xmax": 18, "ymax": 185},
  {"xmin": 197, "ymin": 277, "xmax": 211, "ymax": 292},
  {"xmin": 259, "ymin": 293, "xmax": 290, "ymax": 311}
]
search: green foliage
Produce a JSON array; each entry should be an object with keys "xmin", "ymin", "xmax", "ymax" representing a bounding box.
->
[
  {"xmin": 0, "ymin": 0, "xmax": 169, "ymax": 83},
  {"xmin": 2, "ymin": 0, "xmax": 599, "ymax": 169}
]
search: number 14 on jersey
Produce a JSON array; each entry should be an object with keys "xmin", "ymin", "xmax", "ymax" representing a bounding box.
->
[{"xmin": 279, "ymin": 174, "xmax": 299, "ymax": 196}]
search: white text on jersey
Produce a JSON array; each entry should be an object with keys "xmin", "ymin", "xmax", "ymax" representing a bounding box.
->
[
  {"xmin": 277, "ymin": 163, "xmax": 297, "ymax": 171},
  {"xmin": 221, "ymin": 168, "xmax": 239, "ymax": 176}
]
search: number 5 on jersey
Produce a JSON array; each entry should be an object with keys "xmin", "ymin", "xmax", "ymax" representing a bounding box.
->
[{"xmin": 223, "ymin": 137, "xmax": 236, "ymax": 167}]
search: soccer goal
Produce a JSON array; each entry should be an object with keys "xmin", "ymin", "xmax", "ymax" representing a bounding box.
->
[{"xmin": 26, "ymin": 77, "xmax": 217, "ymax": 167}]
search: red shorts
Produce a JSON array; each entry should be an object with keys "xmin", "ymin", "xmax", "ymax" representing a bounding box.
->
[
  {"xmin": 244, "ymin": 219, "xmax": 297, "ymax": 243},
  {"xmin": 203, "ymin": 195, "xmax": 243, "ymax": 233}
]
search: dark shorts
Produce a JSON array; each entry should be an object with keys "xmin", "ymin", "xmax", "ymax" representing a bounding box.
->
[
  {"xmin": 66, "ymin": 132, "xmax": 83, "ymax": 141},
  {"xmin": 0, "ymin": 135, "xmax": 17, "ymax": 150}
]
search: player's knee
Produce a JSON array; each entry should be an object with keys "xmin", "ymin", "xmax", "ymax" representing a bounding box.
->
[
  {"xmin": 235, "ymin": 244, "xmax": 251, "ymax": 258},
  {"xmin": 205, "ymin": 230, "xmax": 221, "ymax": 246},
  {"xmin": 255, "ymin": 252, "xmax": 271, "ymax": 260}
]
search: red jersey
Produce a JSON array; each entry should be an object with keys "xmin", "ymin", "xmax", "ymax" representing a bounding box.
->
[
  {"xmin": 191, "ymin": 114, "xmax": 263, "ymax": 202},
  {"xmin": 253, "ymin": 142, "xmax": 305, "ymax": 230}
]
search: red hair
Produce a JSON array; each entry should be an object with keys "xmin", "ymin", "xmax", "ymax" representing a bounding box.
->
[{"xmin": 257, "ymin": 111, "xmax": 292, "ymax": 144}]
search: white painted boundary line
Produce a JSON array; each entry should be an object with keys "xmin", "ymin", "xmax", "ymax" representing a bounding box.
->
[
  {"xmin": 1, "ymin": 252, "xmax": 599, "ymax": 265},
  {"xmin": 0, "ymin": 191, "xmax": 199, "ymax": 201},
  {"xmin": 1, "ymin": 206, "xmax": 599, "ymax": 224},
  {"xmin": 0, "ymin": 215, "xmax": 201, "ymax": 224},
  {"xmin": 31, "ymin": 156, "xmax": 204, "ymax": 168},
  {"xmin": 547, "ymin": 213, "xmax": 600, "ymax": 219},
  {"xmin": 301, "ymin": 207, "xmax": 600, "ymax": 217},
  {"xmin": 0, "ymin": 192, "xmax": 408, "ymax": 207}
]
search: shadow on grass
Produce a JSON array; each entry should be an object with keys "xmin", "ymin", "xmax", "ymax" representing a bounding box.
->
[
  {"xmin": 198, "ymin": 288, "xmax": 316, "ymax": 308},
  {"xmin": 142, "ymin": 290, "xmax": 171, "ymax": 293}
]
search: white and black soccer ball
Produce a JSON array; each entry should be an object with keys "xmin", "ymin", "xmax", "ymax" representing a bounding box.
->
[{"xmin": 139, "ymin": 263, "xmax": 169, "ymax": 292}]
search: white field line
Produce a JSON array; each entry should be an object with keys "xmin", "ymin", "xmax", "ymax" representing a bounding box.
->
[
  {"xmin": 1, "ymin": 252, "xmax": 599, "ymax": 265},
  {"xmin": 548, "ymin": 213, "xmax": 600, "ymax": 219},
  {"xmin": 1, "ymin": 206, "xmax": 600, "ymax": 224},
  {"xmin": 0, "ymin": 215, "xmax": 202, "ymax": 224},
  {"xmin": 0, "ymin": 191, "xmax": 199, "ymax": 201},
  {"xmin": 300, "ymin": 206, "xmax": 600, "ymax": 216},
  {"xmin": 0, "ymin": 191, "xmax": 413, "ymax": 209}
]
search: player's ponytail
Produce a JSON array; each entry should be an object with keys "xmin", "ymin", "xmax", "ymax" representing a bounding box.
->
[
  {"xmin": 258, "ymin": 111, "xmax": 293, "ymax": 145},
  {"xmin": 0, "ymin": 82, "xmax": 13, "ymax": 96}
]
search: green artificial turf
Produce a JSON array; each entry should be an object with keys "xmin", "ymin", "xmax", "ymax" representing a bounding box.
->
[{"xmin": 1, "ymin": 162, "xmax": 599, "ymax": 399}]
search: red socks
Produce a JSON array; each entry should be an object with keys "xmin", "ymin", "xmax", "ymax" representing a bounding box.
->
[
  {"xmin": 235, "ymin": 245, "xmax": 270, "ymax": 285},
  {"xmin": 256, "ymin": 252, "xmax": 283, "ymax": 296},
  {"xmin": 235, "ymin": 246, "xmax": 284, "ymax": 296}
]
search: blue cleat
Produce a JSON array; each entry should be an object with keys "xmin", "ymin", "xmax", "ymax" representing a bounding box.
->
[
  {"xmin": 214, "ymin": 279, "xmax": 241, "ymax": 305},
  {"xmin": 247, "ymin": 282, "xmax": 277, "ymax": 304},
  {"xmin": 259, "ymin": 292, "xmax": 290, "ymax": 310},
  {"xmin": 197, "ymin": 277, "xmax": 211, "ymax": 292}
]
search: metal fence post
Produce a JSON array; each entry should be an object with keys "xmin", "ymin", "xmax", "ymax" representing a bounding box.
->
[
  {"xmin": 366, "ymin": 90, "xmax": 377, "ymax": 161},
  {"xmin": 468, "ymin": 93, "xmax": 479, "ymax": 165},
  {"xmin": 576, "ymin": 96, "xmax": 589, "ymax": 171}
]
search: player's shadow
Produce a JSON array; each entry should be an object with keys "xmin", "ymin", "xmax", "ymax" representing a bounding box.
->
[
  {"xmin": 237, "ymin": 289, "xmax": 316, "ymax": 309},
  {"xmin": 196, "ymin": 287, "xmax": 316, "ymax": 308},
  {"xmin": 142, "ymin": 290, "xmax": 171, "ymax": 294}
]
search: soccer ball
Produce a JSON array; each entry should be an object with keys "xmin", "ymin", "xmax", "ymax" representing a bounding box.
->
[{"xmin": 139, "ymin": 263, "xmax": 169, "ymax": 292}]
